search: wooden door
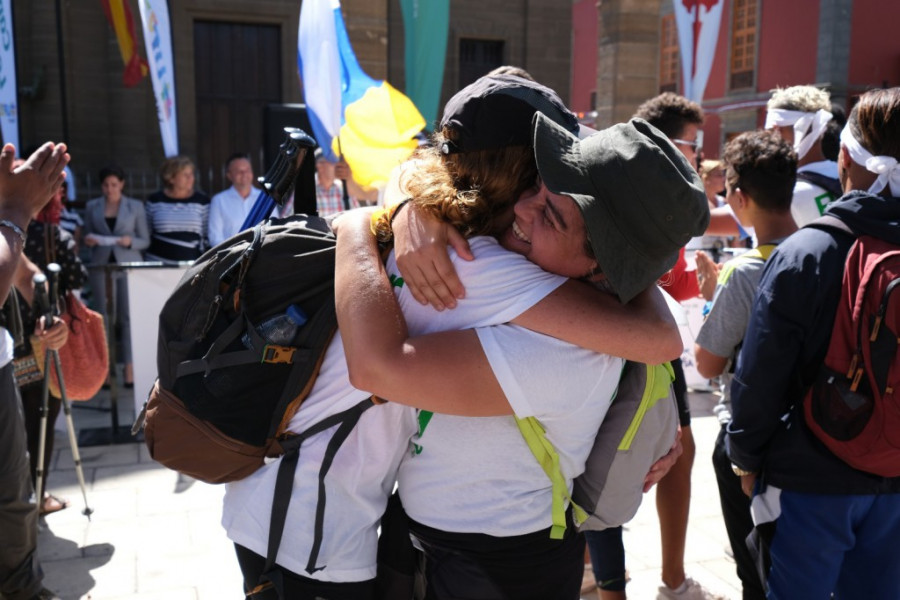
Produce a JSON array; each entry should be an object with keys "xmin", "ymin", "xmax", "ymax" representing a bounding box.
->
[{"xmin": 194, "ymin": 21, "xmax": 282, "ymax": 195}]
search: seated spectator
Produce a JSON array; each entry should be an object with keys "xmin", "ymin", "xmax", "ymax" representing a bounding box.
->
[
  {"xmin": 145, "ymin": 156, "xmax": 210, "ymax": 262},
  {"xmin": 83, "ymin": 164, "xmax": 150, "ymax": 388},
  {"xmin": 208, "ymin": 153, "xmax": 260, "ymax": 247}
]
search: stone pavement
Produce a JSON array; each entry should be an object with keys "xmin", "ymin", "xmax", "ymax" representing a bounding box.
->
[{"xmin": 35, "ymin": 387, "xmax": 742, "ymax": 600}]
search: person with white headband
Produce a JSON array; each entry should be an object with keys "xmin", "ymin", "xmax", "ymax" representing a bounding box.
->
[
  {"xmin": 727, "ymin": 87, "xmax": 900, "ymax": 599},
  {"xmin": 765, "ymin": 85, "xmax": 844, "ymax": 227}
]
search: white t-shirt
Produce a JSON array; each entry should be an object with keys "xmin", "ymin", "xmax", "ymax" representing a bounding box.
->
[
  {"xmin": 398, "ymin": 325, "xmax": 623, "ymax": 536},
  {"xmin": 791, "ymin": 160, "xmax": 840, "ymax": 228},
  {"xmin": 0, "ymin": 328, "xmax": 12, "ymax": 367},
  {"xmin": 222, "ymin": 236, "xmax": 565, "ymax": 582},
  {"xmin": 208, "ymin": 185, "xmax": 260, "ymax": 247}
]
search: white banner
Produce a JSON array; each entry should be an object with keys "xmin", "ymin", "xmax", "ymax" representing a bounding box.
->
[
  {"xmin": 674, "ymin": 0, "xmax": 724, "ymax": 103},
  {"xmin": 138, "ymin": 0, "xmax": 178, "ymax": 157},
  {"xmin": 0, "ymin": 0, "xmax": 18, "ymax": 150},
  {"xmin": 126, "ymin": 265, "xmax": 188, "ymax": 415}
]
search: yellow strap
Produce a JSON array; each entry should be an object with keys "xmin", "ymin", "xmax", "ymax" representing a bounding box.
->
[
  {"xmin": 619, "ymin": 362, "xmax": 675, "ymax": 450},
  {"xmin": 515, "ymin": 416, "xmax": 587, "ymax": 538}
]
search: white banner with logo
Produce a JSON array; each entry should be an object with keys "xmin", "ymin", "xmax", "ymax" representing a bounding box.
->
[
  {"xmin": 674, "ymin": 0, "xmax": 724, "ymax": 103},
  {"xmin": 138, "ymin": 0, "xmax": 178, "ymax": 156},
  {"xmin": 0, "ymin": 0, "xmax": 18, "ymax": 150}
]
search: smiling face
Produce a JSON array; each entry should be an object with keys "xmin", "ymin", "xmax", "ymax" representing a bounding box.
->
[{"xmin": 497, "ymin": 180, "xmax": 597, "ymax": 279}]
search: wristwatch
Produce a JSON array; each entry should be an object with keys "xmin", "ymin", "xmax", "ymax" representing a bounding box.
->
[{"xmin": 731, "ymin": 463, "xmax": 755, "ymax": 477}]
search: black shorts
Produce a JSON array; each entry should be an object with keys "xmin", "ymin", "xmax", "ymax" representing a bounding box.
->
[
  {"xmin": 234, "ymin": 543, "xmax": 375, "ymax": 600},
  {"xmin": 671, "ymin": 357, "xmax": 691, "ymax": 427},
  {"xmin": 409, "ymin": 510, "xmax": 585, "ymax": 600}
]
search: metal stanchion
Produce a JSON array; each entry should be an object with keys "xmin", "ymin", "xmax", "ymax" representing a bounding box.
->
[{"xmin": 34, "ymin": 266, "xmax": 93, "ymax": 519}]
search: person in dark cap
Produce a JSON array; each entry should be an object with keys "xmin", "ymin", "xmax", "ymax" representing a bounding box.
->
[
  {"xmin": 332, "ymin": 109, "xmax": 708, "ymax": 599},
  {"xmin": 222, "ymin": 73, "xmax": 706, "ymax": 600}
]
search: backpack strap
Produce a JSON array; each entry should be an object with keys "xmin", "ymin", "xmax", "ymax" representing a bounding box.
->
[
  {"xmin": 253, "ymin": 397, "xmax": 375, "ymax": 596},
  {"xmin": 516, "ymin": 361, "xmax": 675, "ymax": 538},
  {"xmin": 515, "ymin": 416, "xmax": 587, "ymax": 540},
  {"xmin": 796, "ymin": 170, "xmax": 844, "ymax": 199}
]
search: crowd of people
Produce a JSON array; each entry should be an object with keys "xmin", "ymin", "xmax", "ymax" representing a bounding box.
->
[{"xmin": 1, "ymin": 69, "xmax": 898, "ymax": 600}]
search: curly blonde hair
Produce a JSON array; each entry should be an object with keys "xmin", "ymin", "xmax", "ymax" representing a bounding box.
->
[
  {"xmin": 373, "ymin": 126, "xmax": 538, "ymax": 242},
  {"xmin": 767, "ymin": 85, "xmax": 831, "ymax": 112}
]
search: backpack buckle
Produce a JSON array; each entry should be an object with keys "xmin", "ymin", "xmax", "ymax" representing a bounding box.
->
[{"xmin": 261, "ymin": 345, "xmax": 295, "ymax": 364}]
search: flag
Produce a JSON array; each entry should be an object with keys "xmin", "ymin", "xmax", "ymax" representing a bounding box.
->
[
  {"xmin": 101, "ymin": 0, "xmax": 149, "ymax": 87},
  {"xmin": 298, "ymin": 0, "xmax": 425, "ymax": 189},
  {"xmin": 400, "ymin": 0, "xmax": 449, "ymax": 129},
  {"xmin": 673, "ymin": 0, "xmax": 723, "ymax": 102},
  {"xmin": 138, "ymin": 0, "xmax": 178, "ymax": 156},
  {"xmin": 0, "ymin": 0, "xmax": 18, "ymax": 149}
]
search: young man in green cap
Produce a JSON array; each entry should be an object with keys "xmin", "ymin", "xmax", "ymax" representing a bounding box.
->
[{"xmin": 332, "ymin": 112, "xmax": 709, "ymax": 599}]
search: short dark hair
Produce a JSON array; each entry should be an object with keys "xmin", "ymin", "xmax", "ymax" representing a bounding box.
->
[
  {"xmin": 225, "ymin": 152, "xmax": 250, "ymax": 170},
  {"xmin": 722, "ymin": 130, "xmax": 797, "ymax": 212},
  {"xmin": 632, "ymin": 93, "xmax": 704, "ymax": 139},
  {"xmin": 99, "ymin": 164, "xmax": 126, "ymax": 183},
  {"xmin": 849, "ymin": 87, "xmax": 900, "ymax": 161},
  {"xmin": 821, "ymin": 102, "xmax": 847, "ymax": 161}
]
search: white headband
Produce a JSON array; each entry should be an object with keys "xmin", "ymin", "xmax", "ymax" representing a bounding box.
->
[
  {"xmin": 765, "ymin": 108, "xmax": 833, "ymax": 161},
  {"xmin": 840, "ymin": 125, "xmax": 900, "ymax": 197}
]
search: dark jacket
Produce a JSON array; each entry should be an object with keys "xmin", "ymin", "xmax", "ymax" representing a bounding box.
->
[{"xmin": 726, "ymin": 191, "xmax": 900, "ymax": 494}]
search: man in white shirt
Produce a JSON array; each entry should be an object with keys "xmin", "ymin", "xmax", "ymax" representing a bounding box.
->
[
  {"xmin": 765, "ymin": 85, "xmax": 842, "ymax": 227},
  {"xmin": 208, "ymin": 154, "xmax": 259, "ymax": 247}
]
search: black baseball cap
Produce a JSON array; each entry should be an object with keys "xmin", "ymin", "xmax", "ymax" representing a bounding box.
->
[{"xmin": 439, "ymin": 74, "xmax": 579, "ymax": 154}]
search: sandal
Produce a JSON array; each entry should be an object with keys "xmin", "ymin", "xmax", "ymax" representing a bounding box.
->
[{"xmin": 40, "ymin": 493, "xmax": 70, "ymax": 516}]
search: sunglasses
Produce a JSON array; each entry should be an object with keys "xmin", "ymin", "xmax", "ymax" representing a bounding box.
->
[{"xmin": 672, "ymin": 130, "xmax": 704, "ymax": 151}]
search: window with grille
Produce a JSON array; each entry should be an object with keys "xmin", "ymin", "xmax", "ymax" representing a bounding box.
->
[
  {"xmin": 730, "ymin": 0, "xmax": 757, "ymax": 90},
  {"xmin": 660, "ymin": 14, "xmax": 680, "ymax": 93},
  {"xmin": 459, "ymin": 39, "xmax": 504, "ymax": 89}
]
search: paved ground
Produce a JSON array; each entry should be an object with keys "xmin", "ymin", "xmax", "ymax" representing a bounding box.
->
[{"xmin": 34, "ymin": 385, "xmax": 742, "ymax": 599}]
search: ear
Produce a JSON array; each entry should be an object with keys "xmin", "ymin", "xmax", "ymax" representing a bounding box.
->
[
  {"xmin": 838, "ymin": 145, "xmax": 852, "ymax": 170},
  {"xmin": 732, "ymin": 187, "xmax": 747, "ymax": 209}
]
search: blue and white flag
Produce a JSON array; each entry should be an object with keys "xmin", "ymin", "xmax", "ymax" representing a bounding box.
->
[{"xmin": 298, "ymin": 0, "xmax": 424, "ymax": 189}]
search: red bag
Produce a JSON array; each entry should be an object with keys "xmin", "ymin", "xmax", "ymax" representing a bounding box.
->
[
  {"xmin": 33, "ymin": 292, "xmax": 109, "ymax": 401},
  {"xmin": 803, "ymin": 224, "xmax": 900, "ymax": 476}
]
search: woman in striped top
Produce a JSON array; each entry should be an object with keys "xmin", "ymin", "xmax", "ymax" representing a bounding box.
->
[{"xmin": 145, "ymin": 156, "xmax": 210, "ymax": 262}]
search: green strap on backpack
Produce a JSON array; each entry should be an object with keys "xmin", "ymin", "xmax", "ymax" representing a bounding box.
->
[{"xmin": 515, "ymin": 361, "xmax": 676, "ymax": 539}]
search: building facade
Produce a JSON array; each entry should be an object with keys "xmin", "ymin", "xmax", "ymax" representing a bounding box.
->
[
  {"xmin": 12, "ymin": 0, "xmax": 571, "ymax": 202},
  {"xmin": 575, "ymin": 0, "xmax": 900, "ymax": 158}
]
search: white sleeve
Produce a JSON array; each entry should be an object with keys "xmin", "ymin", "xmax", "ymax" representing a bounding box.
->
[
  {"xmin": 475, "ymin": 324, "xmax": 622, "ymax": 420},
  {"xmin": 208, "ymin": 196, "xmax": 226, "ymax": 247},
  {"xmin": 390, "ymin": 237, "xmax": 567, "ymax": 335}
]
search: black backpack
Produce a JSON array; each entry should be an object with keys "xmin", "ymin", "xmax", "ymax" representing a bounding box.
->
[{"xmin": 134, "ymin": 214, "xmax": 374, "ymax": 583}]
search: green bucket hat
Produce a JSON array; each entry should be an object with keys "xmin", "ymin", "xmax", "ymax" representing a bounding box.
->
[{"xmin": 533, "ymin": 113, "xmax": 709, "ymax": 304}]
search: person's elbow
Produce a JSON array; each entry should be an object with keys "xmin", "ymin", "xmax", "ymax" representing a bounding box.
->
[
  {"xmin": 652, "ymin": 319, "xmax": 683, "ymax": 363},
  {"xmin": 345, "ymin": 348, "xmax": 393, "ymax": 397},
  {"xmin": 694, "ymin": 345, "xmax": 726, "ymax": 379}
]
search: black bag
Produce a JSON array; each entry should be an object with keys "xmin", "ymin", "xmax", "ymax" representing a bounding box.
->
[{"xmin": 135, "ymin": 214, "xmax": 374, "ymax": 582}]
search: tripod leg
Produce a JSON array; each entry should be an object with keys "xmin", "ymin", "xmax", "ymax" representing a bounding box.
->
[
  {"xmin": 35, "ymin": 352, "xmax": 53, "ymax": 506},
  {"xmin": 51, "ymin": 350, "xmax": 93, "ymax": 519}
]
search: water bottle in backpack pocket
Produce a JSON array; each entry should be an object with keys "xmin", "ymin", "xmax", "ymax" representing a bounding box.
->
[{"xmin": 242, "ymin": 304, "xmax": 308, "ymax": 348}]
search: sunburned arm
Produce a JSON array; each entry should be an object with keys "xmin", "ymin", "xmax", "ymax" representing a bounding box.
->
[
  {"xmin": 394, "ymin": 202, "xmax": 682, "ymax": 364},
  {"xmin": 334, "ymin": 208, "xmax": 512, "ymax": 417},
  {"xmin": 693, "ymin": 344, "xmax": 728, "ymax": 380}
]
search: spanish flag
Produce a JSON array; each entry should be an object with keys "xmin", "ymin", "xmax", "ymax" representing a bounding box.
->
[
  {"xmin": 101, "ymin": 0, "xmax": 149, "ymax": 88},
  {"xmin": 298, "ymin": 0, "xmax": 425, "ymax": 190}
]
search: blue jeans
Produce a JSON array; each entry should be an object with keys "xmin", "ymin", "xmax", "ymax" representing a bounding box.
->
[{"xmin": 767, "ymin": 489, "xmax": 900, "ymax": 599}]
